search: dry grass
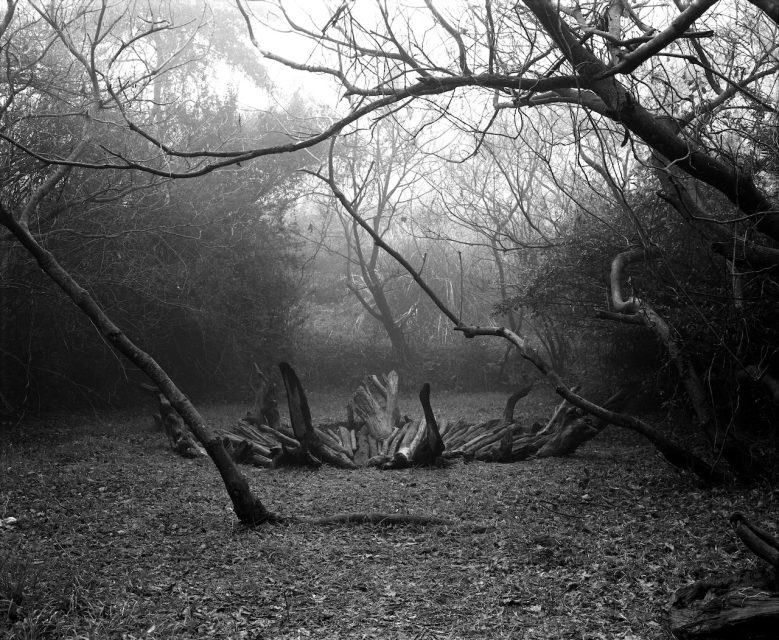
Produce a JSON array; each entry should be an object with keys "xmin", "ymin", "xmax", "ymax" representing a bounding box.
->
[{"xmin": 1, "ymin": 388, "xmax": 776, "ymax": 639}]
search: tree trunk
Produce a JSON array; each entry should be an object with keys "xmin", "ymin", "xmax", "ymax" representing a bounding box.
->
[{"xmin": 0, "ymin": 203, "xmax": 274, "ymax": 525}]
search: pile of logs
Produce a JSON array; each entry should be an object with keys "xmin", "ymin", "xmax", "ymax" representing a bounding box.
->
[{"xmin": 151, "ymin": 364, "xmax": 626, "ymax": 470}]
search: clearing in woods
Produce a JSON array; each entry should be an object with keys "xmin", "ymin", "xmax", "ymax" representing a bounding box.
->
[{"xmin": 0, "ymin": 388, "xmax": 773, "ymax": 639}]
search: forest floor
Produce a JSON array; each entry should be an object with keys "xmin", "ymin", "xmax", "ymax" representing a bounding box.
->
[{"xmin": 1, "ymin": 387, "xmax": 778, "ymax": 639}]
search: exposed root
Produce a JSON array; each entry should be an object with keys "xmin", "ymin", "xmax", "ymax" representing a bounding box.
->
[{"xmin": 268, "ymin": 512, "xmax": 455, "ymax": 526}]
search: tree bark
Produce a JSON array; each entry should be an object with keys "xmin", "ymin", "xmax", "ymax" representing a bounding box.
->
[{"xmin": 0, "ymin": 203, "xmax": 274, "ymax": 525}]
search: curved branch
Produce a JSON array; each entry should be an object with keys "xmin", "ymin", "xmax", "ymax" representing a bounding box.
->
[
  {"xmin": 423, "ymin": 0, "xmax": 471, "ymax": 75},
  {"xmin": 598, "ymin": 0, "xmax": 718, "ymax": 78},
  {"xmin": 455, "ymin": 324, "xmax": 725, "ymax": 483},
  {"xmin": 610, "ymin": 247, "xmax": 660, "ymax": 313},
  {"xmin": 523, "ymin": 0, "xmax": 779, "ymax": 243}
]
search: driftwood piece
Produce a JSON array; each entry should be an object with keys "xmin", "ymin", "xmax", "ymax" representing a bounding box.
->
[
  {"xmin": 217, "ymin": 421, "xmax": 284, "ymax": 468},
  {"xmin": 352, "ymin": 371, "xmax": 400, "ymax": 440},
  {"xmin": 221, "ymin": 437, "xmax": 275, "ymax": 468},
  {"xmin": 385, "ymin": 420, "xmax": 410, "ymax": 457},
  {"xmin": 513, "ymin": 389, "xmax": 629, "ymax": 461},
  {"xmin": 279, "ymin": 362, "xmax": 357, "ymax": 469},
  {"xmin": 419, "ymin": 383, "xmax": 444, "ymax": 459},
  {"xmin": 314, "ymin": 426, "xmax": 353, "ymax": 457},
  {"xmin": 443, "ymin": 419, "xmax": 474, "ymax": 448},
  {"xmin": 313, "ymin": 440, "xmax": 358, "ymax": 469},
  {"xmin": 461, "ymin": 419, "xmax": 506, "ymax": 452},
  {"xmin": 502, "ymin": 382, "xmax": 535, "ymax": 423},
  {"xmin": 354, "ymin": 427, "xmax": 370, "ymax": 466},
  {"xmin": 391, "ymin": 419, "xmax": 426, "ymax": 467},
  {"xmin": 338, "ymin": 426, "xmax": 353, "ymax": 454},
  {"xmin": 381, "ymin": 383, "xmax": 445, "ymax": 469},
  {"xmin": 475, "ymin": 427, "xmax": 515, "ymax": 462}
]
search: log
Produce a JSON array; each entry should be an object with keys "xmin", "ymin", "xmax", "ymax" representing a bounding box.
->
[
  {"xmin": 368, "ymin": 434, "xmax": 378, "ymax": 459},
  {"xmin": 384, "ymin": 385, "xmax": 445, "ymax": 469},
  {"xmin": 535, "ymin": 389, "xmax": 630, "ymax": 458},
  {"xmin": 354, "ymin": 426, "xmax": 370, "ymax": 466},
  {"xmin": 475, "ymin": 427, "xmax": 515, "ymax": 462},
  {"xmin": 461, "ymin": 419, "xmax": 508, "ymax": 452},
  {"xmin": 338, "ymin": 426, "xmax": 353, "ymax": 454},
  {"xmin": 391, "ymin": 419, "xmax": 425, "ymax": 467},
  {"xmin": 507, "ymin": 432, "xmax": 548, "ymax": 461},
  {"xmin": 443, "ymin": 419, "xmax": 473, "ymax": 448},
  {"xmin": 537, "ymin": 385, "xmax": 580, "ymax": 436},
  {"xmin": 221, "ymin": 437, "xmax": 276, "ymax": 468},
  {"xmin": 250, "ymin": 421, "xmax": 299, "ymax": 449},
  {"xmin": 314, "ymin": 441, "xmax": 358, "ymax": 470},
  {"xmin": 385, "ymin": 421, "xmax": 409, "ymax": 456},
  {"xmin": 670, "ymin": 585, "xmax": 779, "ymax": 639},
  {"xmin": 314, "ymin": 426, "xmax": 352, "ymax": 457},
  {"xmin": 366, "ymin": 454, "xmax": 394, "ymax": 467}
]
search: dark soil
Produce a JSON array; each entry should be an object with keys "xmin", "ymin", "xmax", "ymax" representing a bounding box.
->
[{"xmin": 1, "ymin": 388, "xmax": 777, "ymax": 639}]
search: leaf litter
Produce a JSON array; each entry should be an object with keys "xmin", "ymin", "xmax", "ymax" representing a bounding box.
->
[{"xmin": 0, "ymin": 389, "xmax": 777, "ymax": 639}]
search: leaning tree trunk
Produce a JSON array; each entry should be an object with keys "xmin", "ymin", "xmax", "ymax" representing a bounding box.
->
[{"xmin": 0, "ymin": 204, "xmax": 274, "ymax": 525}]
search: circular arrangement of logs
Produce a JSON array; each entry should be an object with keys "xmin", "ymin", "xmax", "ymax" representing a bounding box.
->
[
  {"xmin": 149, "ymin": 365, "xmax": 779, "ymax": 636},
  {"xmin": 151, "ymin": 363, "xmax": 630, "ymax": 470}
]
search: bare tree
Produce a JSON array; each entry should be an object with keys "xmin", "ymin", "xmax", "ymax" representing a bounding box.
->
[
  {"xmin": 0, "ymin": 1, "xmax": 278, "ymax": 523},
  {"xmin": 309, "ymin": 125, "xmax": 430, "ymax": 365}
]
